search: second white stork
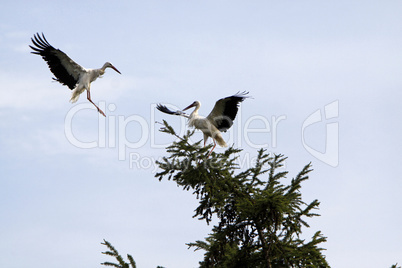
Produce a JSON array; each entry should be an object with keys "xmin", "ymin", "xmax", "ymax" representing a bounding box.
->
[
  {"xmin": 157, "ymin": 91, "xmax": 250, "ymax": 157},
  {"xmin": 30, "ymin": 33, "xmax": 121, "ymax": 117}
]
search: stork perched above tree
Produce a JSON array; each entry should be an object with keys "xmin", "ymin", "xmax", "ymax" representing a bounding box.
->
[
  {"xmin": 30, "ymin": 33, "xmax": 121, "ymax": 117},
  {"xmin": 157, "ymin": 91, "xmax": 250, "ymax": 157}
]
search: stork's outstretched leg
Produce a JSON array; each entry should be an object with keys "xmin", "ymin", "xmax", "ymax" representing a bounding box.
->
[
  {"xmin": 206, "ymin": 139, "xmax": 217, "ymax": 158},
  {"xmin": 203, "ymin": 134, "xmax": 209, "ymax": 147},
  {"xmin": 87, "ymin": 89, "xmax": 106, "ymax": 117}
]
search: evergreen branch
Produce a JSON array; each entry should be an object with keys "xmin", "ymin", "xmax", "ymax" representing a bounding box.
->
[
  {"xmin": 101, "ymin": 240, "xmax": 120, "ymax": 257},
  {"xmin": 127, "ymin": 255, "xmax": 136, "ymax": 268},
  {"xmin": 100, "ymin": 261, "xmax": 123, "ymax": 267},
  {"xmin": 101, "ymin": 240, "xmax": 135, "ymax": 268},
  {"xmin": 187, "ymin": 240, "xmax": 210, "ymax": 251}
]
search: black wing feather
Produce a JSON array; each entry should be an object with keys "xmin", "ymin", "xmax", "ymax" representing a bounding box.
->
[
  {"xmin": 156, "ymin": 104, "xmax": 187, "ymax": 116},
  {"xmin": 207, "ymin": 91, "xmax": 250, "ymax": 132},
  {"xmin": 30, "ymin": 33, "xmax": 79, "ymax": 90}
]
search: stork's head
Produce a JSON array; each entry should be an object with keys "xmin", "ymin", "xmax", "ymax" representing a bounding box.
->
[
  {"xmin": 103, "ymin": 62, "xmax": 121, "ymax": 74},
  {"xmin": 183, "ymin": 101, "xmax": 201, "ymax": 111}
]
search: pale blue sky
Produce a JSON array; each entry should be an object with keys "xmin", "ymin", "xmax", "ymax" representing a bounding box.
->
[{"xmin": 1, "ymin": 1, "xmax": 402, "ymax": 267}]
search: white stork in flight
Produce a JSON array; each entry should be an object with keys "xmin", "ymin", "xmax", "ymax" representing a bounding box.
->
[
  {"xmin": 30, "ymin": 33, "xmax": 121, "ymax": 117},
  {"xmin": 157, "ymin": 91, "xmax": 250, "ymax": 157}
]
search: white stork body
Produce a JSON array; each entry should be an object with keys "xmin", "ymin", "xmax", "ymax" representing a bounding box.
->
[
  {"xmin": 185, "ymin": 101, "xmax": 227, "ymax": 148},
  {"xmin": 157, "ymin": 91, "xmax": 249, "ymax": 157},
  {"xmin": 30, "ymin": 33, "xmax": 121, "ymax": 117}
]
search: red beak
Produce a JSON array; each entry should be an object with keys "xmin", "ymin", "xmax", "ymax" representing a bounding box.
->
[
  {"xmin": 183, "ymin": 103, "xmax": 195, "ymax": 111},
  {"xmin": 111, "ymin": 65, "xmax": 121, "ymax": 74}
]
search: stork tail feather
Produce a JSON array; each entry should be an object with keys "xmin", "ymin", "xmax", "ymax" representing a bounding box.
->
[
  {"xmin": 214, "ymin": 133, "xmax": 228, "ymax": 147},
  {"xmin": 70, "ymin": 89, "xmax": 81, "ymax": 103}
]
